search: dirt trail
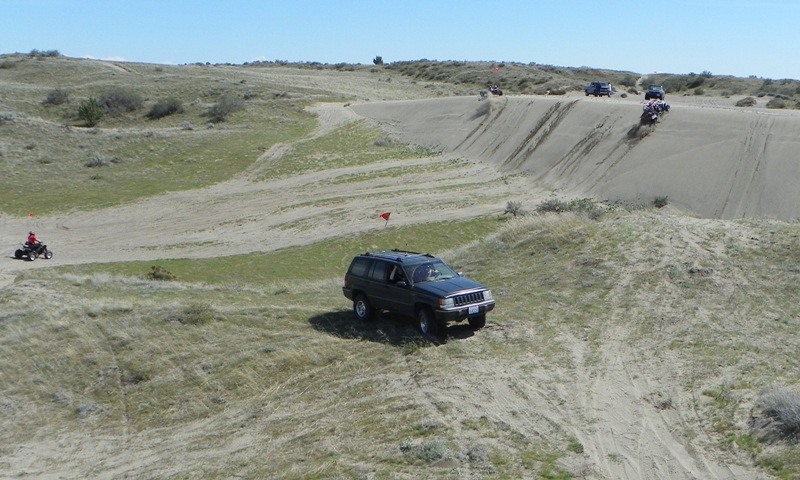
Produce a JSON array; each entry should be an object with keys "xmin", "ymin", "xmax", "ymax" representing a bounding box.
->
[{"xmin": 0, "ymin": 102, "xmax": 543, "ymax": 287}]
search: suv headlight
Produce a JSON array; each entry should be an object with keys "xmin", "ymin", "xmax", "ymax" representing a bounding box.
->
[
  {"xmin": 439, "ymin": 298, "xmax": 455, "ymax": 309},
  {"xmin": 483, "ymin": 290, "xmax": 493, "ymax": 301}
]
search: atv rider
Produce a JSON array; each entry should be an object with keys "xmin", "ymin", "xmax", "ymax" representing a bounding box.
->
[{"xmin": 26, "ymin": 231, "xmax": 43, "ymax": 254}]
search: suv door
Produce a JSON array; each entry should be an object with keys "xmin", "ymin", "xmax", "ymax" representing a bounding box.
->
[
  {"xmin": 364, "ymin": 259, "xmax": 392, "ymax": 311},
  {"xmin": 368, "ymin": 260, "xmax": 417, "ymax": 318},
  {"xmin": 385, "ymin": 263, "xmax": 416, "ymax": 318}
]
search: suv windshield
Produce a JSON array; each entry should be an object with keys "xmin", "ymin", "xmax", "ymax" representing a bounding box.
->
[{"xmin": 410, "ymin": 260, "xmax": 458, "ymax": 283}]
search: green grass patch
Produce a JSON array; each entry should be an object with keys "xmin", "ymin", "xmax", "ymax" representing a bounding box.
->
[
  {"xmin": 0, "ymin": 105, "xmax": 315, "ymax": 214},
  {"xmin": 41, "ymin": 215, "xmax": 507, "ymax": 285},
  {"xmin": 257, "ymin": 120, "xmax": 438, "ymax": 180}
]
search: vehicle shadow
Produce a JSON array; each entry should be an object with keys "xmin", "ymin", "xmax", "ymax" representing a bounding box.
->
[{"xmin": 308, "ymin": 309, "xmax": 475, "ymax": 347}]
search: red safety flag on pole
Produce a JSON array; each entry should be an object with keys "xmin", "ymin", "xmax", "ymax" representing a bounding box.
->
[{"xmin": 379, "ymin": 212, "xmax": 391, "ymax": 226}]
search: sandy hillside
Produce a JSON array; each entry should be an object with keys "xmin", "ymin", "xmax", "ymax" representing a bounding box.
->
[
  {"xmin": 352, "ymin": 93, "xmax": 800, "ymax": 220},
  {"xmin": 2, "ymin": 68, "xmax": 797, "ymax": 478}
]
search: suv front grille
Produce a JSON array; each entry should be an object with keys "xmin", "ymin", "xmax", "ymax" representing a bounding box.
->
[{"xmin": 453, "ymin": 291, "xmax": 485, "ymax": 306}]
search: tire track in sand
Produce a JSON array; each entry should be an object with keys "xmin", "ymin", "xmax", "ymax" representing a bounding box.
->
[
  {"xmin": 716, "ymin": 114, "xmax": 772, "ymax": 218},
  {"xmin": 503, "ymin": 100, "xmax": 578, "ymax": 172}
]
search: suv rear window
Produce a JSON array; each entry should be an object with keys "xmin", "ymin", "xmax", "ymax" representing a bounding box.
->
[
  {"xmin": 369, "ymin": 261, "xmax": 389, "ymax": 281},
  {"xmin": 348, "ymin": 257, "xmax": 371, "ymax": 277}
]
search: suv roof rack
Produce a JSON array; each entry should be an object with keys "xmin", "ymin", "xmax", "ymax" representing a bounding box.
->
[{"xmin": 362, "ymin": 249, "xmax": 435, "ymax": 262}]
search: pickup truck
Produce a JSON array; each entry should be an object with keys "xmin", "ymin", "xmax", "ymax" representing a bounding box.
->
[{"xmin": 585, "ymin": 82, "xmax": 612, "ymax": 97}]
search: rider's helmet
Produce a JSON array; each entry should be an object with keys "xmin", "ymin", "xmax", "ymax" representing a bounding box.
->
[{"xmin": 29, "ymin": 231, "xmax": 34, "ymax": 235}]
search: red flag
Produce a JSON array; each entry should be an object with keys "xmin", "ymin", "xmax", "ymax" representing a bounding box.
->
[
  {"xmin": 379, "ymin": 212, "xmax": 391, "ymax": 221},
  {"xmin": 27, "ymin": 213, "xmax": 34, "ymax": 217}
]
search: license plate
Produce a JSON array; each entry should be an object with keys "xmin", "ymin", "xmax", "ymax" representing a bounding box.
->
[{"xmin": 468, "ymin": 306, "xmax": 479, "ymax": 315}]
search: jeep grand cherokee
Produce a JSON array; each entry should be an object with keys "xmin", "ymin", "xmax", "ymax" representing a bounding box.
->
[{"xmin": 342, "ymin": 250, "xmax": 495, "ymax": 336}]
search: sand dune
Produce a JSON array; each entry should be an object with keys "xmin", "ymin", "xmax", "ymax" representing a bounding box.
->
[{"xmin": 353, "ymin": 94, "xmax": 800, "ymax": 220}]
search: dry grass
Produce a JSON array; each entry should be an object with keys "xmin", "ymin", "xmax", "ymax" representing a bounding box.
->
[
  {"xmin": 4, "ymin": 55, "xmax": 800, "ymax": 479},
  {"xmin": 3, "ymin": 208, "xmax": 800, "ymax": 478}
]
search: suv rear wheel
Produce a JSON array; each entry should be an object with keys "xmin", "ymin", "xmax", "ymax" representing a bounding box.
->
[
  {"xmin": 417, "ymin": 307, "xmax": 439, "ymax": 336},
  {"xmin": 353, "ymin": 294, "xmax": 374, "ymax": 321}
]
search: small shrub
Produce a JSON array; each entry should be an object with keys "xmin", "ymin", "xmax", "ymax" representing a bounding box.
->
[
  {"xmin": 373, "ymin": 55, "xmax": 384, "ymax": 65},
  {"xmin": 77, "ymin": 98, "xmax": 104, "ymax": 127},
  {"xmin": 569, "ymin": 197, "xmax": 606, "ymax": 220},
  {"xmin": 568, "ymin": 438, "xmax": 585, "ymax": 454},
  {"xmin": 504, "ymin": 200, "xmax": 523, "ymax": 217},
  {"xmin": 99, "ymin": 87, "xmax": 144, "ymax": 115},
  {"xmin": 766, "ymin": 97, "xmax": 787, "ymax": 109},
  {"xmin": 694, "ymin": 87, "xmax": 705, "ymax": 95},
  {"xmin": 736, "ymin": 97, "xmax": 757, "ymax": 107},
  {"xmin": 180, "ymin": 121, "xmax": 194, "ymax": 131},
  {"xmin": 399, "ymin": 437, "xmax": 448, "ymax": 463},
  {"xmin": 85, "ymin": 152, "xmax": 111, "ymax": 168},
  {"xmin": 755, "ymin": 387, "xmax": 800, "ymax": 441},
  {"xmin": 168, "ymin": 302, "xmax": 215, "ymax": 325},
  {"xmin": 147, "ymin": 97, "xmax": 184, "ymax": 119},
  {"xmin": 203, "ymin": 95, "xmax": 244, "ymax": 122},
  {"xmin": 146, "ymin": 265, "xmax": 176, "ymax": 281},
  {"xmin": 43, "ymin": 88, "xmax": 70, "ymax": 106},
  {"xmin": 537, "ymin": 198, "xmax": 570, "ymax": 213},
  {"xmin": 654, "ymin": 196, "xmax": 669, "ymax": 208},
  {"xmin": 0, "ymin": 60, "xmax": 16, "ymax": 69},
  {"xmin": 537, "ymin": 197, "xmax": 605, "ymax": 219}
]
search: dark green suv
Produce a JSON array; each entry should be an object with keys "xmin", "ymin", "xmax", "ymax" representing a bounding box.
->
[{"xmin": 342, "ymin": 249, "xmax": 495, "ymax": 335}]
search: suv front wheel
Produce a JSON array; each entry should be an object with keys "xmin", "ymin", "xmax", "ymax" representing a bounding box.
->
[
  {"xmin": 469, "ymin": 314, "xmax": 486, "ymax": 329},
  {"xmin": 353, "ymin": 294, "xmax": 374, "ymax": 321}
]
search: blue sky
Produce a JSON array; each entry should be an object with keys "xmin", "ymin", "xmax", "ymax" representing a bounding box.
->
[{"xmin": 3, "ymin": 0, "xmax": 799, "ymax": 79}]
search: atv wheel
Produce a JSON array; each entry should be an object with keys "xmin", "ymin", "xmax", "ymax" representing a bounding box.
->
[
  {"xmin": 15, "ymin": 249, "xmax": 24, "ymax": 259},
  {"xmin": 44, "ymin": 249, "xmax": 53, "ymax": 260},
  {"xmin": 417, "ymin": 307, "xmax": 439, "ymax": 336},
  {"xmin": 27, "ymin": 251, "xmax": 37, "ymax": 261},
  {"xmin": 353, "ymin": 294, "xmax": 374, "ymax": 322}
]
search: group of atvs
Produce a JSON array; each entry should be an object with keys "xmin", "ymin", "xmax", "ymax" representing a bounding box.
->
[{"xmin": 641, "ymin": 99, "xmax": 670, "ymax": 125}]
